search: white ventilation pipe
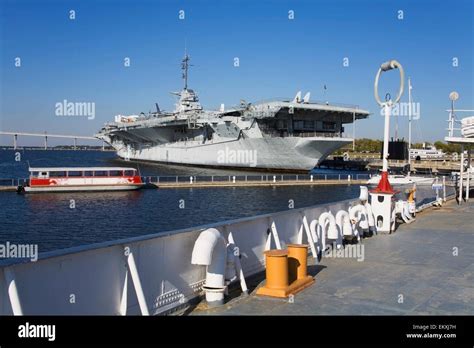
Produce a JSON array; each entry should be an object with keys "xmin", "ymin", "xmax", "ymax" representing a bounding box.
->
[
  {"xmin": 391, "ymin": 207, "xmax": 397, "ymax": 231},
  {"xmin": 403, "ymin": 201, "xmax": 415, "ymax": 221},
  {"xmin": 364, "ymin": 202, "xmax": 377, "ymax": 234},
  {"xmin": 359, "ymin": 186, "xmax": 369, "ymax": 202},
  {"xmin": 191, "ymin": 228, "xmax": 227, "ymax": 306},
  {"xmin": 349, "ymin": 204, "xmax": 369, "ymax": 237},
  {"xmin": 319, "ymin": 212, "xmax": 341, "ymax": 250},
  {"xmin": 395, "ymin": 200, "xmax": 415, "ymax": 224},
  {"xmin": 335, "ymin": 210, "xmax": 354, "ymax": 238}
]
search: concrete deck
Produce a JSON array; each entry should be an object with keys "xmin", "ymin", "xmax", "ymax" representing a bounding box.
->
[{"xmin": 192, "ymin": 200, "xmax": 474, "ymax": 315}]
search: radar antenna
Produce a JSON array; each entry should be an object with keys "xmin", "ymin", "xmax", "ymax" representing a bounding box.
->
[{"xmin": 181, "ymin": 51, "xmax": 192, "ymax": 90}]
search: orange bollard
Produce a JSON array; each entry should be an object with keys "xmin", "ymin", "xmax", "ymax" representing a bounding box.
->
[
  {"xmin": 407, "ymin": 188, "xmax": 416, "ymax": 203},
  {"xmin": 287, "ymin": 244, "xmax": 315, "ymax": 295},
  {"xmin": 288, "ymin": 244, "xmax": 308, "ymax": 281},
  {"xmin": 257, "ymin": 246, "xmax": 315, "ymax": 299},
  {"xmin": 256, "ymin": 249, "xmax": 289, "ymax": 298}
]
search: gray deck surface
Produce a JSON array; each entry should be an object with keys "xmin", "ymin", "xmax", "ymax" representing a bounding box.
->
[{"xmin": 192, "ymin": 200, "xmax": 474, "ymax": 315}]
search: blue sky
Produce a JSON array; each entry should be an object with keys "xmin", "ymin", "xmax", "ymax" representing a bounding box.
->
[{"xmin": 0, "ymin": 0, "xmax": 472, "ymax": 146}]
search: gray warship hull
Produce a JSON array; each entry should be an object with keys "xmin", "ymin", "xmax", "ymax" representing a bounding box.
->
[{"xmin": 108, "ymin": 136, "xmax": 353, "ymax": 171}]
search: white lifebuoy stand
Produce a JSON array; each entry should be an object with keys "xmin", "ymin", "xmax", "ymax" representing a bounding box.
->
[{"xmin": 369, "ymin": 60, "xmax": 405, "ymax": 233}]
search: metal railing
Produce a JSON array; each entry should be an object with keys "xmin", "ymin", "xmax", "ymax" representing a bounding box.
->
[
  {"xmin": 140, "ymin": 173, "xmax": 371, "ymax": 184},
  {"xmin": 0, "ymin": 178, "xmax": 29, "ymax": 187},
  {"xmin": 0, "ymin": 174, "xmax": 372, "ymax": 188}
]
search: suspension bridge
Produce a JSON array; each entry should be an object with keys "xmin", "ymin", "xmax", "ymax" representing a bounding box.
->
[{"xmin": 0, "ymin": 131, "xmax": 106, "ymax": 150}]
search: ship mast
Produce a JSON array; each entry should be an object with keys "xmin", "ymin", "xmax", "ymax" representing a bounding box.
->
[{"xmin": 181, "ymin": 53, "xmax": 190, "ymax": 90}]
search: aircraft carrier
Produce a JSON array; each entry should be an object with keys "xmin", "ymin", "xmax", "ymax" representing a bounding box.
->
[{"xmin": 96, "ymin": 54, "xmax": 370, "ymax": 172}]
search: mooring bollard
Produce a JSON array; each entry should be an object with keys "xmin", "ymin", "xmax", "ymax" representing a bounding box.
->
[{"xmin": 256, "ymin": 250, "xmax": 289, "ymax": 298}]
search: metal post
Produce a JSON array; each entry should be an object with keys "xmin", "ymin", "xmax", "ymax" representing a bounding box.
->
[
  {"xmin": 120, "ymin": 269, "xmax": 128, "ymax": 315},
  {"xmin": 408, "ymin": 77, "xmax": 412, "ymax": 171},
  {"xmin": 382, "ymin": 104, "xmax": 391, "ymax": 173},
  {"xmin": 74, "ymin": 138, "xmax": 77, "ymax": 150},
  {"xmin": 4, "ymin": 267, "xmax": 23, "ymax": 315},
  {"xmin": 466, "ymin": 165, "xmax": 470, "ymax": 202},
  {"xmin": 442, "ymin": 176, "xmax": 446, "ymax": 202},
  {"xmin": 459, "ymin": 145, "xmax": 464, "ymax": 203},
  {"xmin": 44, "ymin": 135, "xmax": 48, "ymax": 150},
  {"xmin": 126, "ymin": 251, "xmax": 150, "ymax": 315},
  {"xmin": 102, "ymin": 140, "xmax": 105, "ymax": 151},
  {"xmin": 352, "ymin": 111, "xmax": 356, "ymax": 151},
  {"xmin": 466, "ymin": 168, "xmax": 471, "ymax": 202},
  {"xmin": 13, "ymin": 134, "xmax": 17, "ymax": 150}
]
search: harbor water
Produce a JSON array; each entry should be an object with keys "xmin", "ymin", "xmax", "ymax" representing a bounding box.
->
[{"xmin": 0, "ymin": 150, "xmax": 365, "ymax": 252}]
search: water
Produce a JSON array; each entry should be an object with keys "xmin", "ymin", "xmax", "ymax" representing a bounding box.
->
[{"xmin": 0, "ymin": 150, "xmax": 361, "ymax": 253}]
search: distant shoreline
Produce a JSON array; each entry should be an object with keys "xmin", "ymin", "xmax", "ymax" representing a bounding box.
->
[{"xmin": 0, "ymin": 146, "xmax": 114, "ymax": 151}]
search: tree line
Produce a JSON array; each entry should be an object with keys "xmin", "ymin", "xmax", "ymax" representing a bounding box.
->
[{"xmin": 335, "ymin": 139, "xmax": 462, "ymax": 154}]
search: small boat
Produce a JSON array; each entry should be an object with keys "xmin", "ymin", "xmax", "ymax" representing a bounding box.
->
[{"xmin": 18, "ymin": 167, "xmax": 144, "ymax": 193}]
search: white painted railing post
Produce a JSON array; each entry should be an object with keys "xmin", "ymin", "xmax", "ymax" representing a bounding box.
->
[
  {"xmin": 227, "ymin": 231, "xmax": 248, "ymax": 294},
  {"xmin": 443, "ymin": 175, "xmax": 446, "ymax": 202},
  {"xmin": 126, "ymin": 249, "xmax": 150, "ymax": 316},
  {"xmin": 4, "ymin": 267, "xmax": 23, "ymax": 315},
  {"xmin": 271, "ymin": 221, "xmax": 282, "ymax": 249},
  {"xmin": 310, "ymin": 175, "xmax": 313, "ymax": 182},
  {"xmin": 232, "ymin": 176, "xmax": 236, "ymax": 184},
  {"xmin": 265, "ymin": 220, "xmax": 282, "ymax": 250},
  {"xmin": 466, "ymin": 168, "xmax": 470, "ymax": 202},
  {"xmin": 273, "ymin": 175, "xmax": 276, "ymax": 183},
  {"xmin": 297, "ymin": 224, "xmax": 303, "ymax": 244},
  {"xmin": 190, "ymin": 176, "xmax": 193, "ymax": 184},
  {"xmin": 302, "ymin": 215, "xmax": 318, "ymax": 258},
  {"xmin": 120, "ymin": 268, "xmax": 128, "ymax": 315}
]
